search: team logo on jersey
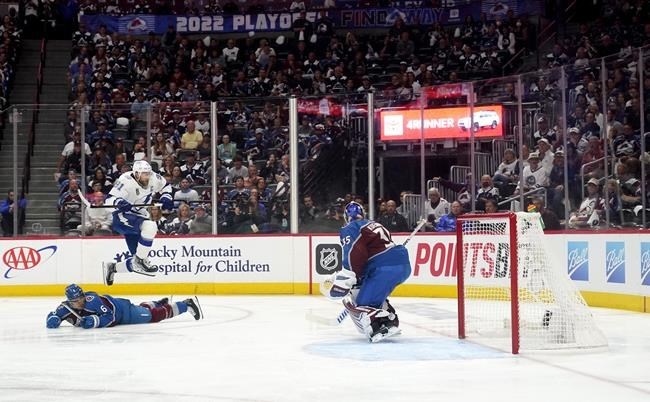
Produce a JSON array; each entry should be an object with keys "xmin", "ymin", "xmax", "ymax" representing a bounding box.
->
[
  {"xmin": 2, "ymin": 245, "xmax": 58, "ymax": 279},
  {"xmin": 605, "ymin": 242, "xmax": 625, "ymax": 284},
  {"xmin": 567, "ymin": 241, "xmax": 588, "ymax": 281},
  {"xmin": 526, "ymin": 175, "xmax": 536, "ymax": 186},
  {"xmin": 315, "ymin": 244, "xmax": 342, "ymax": 275},
  {"xmin": 641, "ymin": 243, "xmax": 650, "ymax": 286},
  {"xmin": 136, "ymin": 188, "xmax": 140, "ymax": 196}
]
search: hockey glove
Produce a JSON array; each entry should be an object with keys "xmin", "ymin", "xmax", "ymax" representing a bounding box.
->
[
  {"xmin": 46, "ymin": 313, "xmax": 61, "ymax": 329},
  {"xmin": 320, "ymin": 269, "xmax": 357, "ymax": 300},
  {"xmin": 116, "ymin": 199, "xmax": 132, "ymax": 213},
  {"xmin": 80, "ymin": 315, "xmax": 100, "ymax": 329},
  {"xmin": 160, "ymin": 195, "xmax": 174, "ymax": 211}
]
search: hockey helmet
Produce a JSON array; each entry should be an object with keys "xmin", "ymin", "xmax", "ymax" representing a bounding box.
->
[
  {"xmin": 65, "ymin": 284, "xmax": 84, "ymax": 301},
  {"xmin": 344, "ymin": 201, "xmax": 365, "ymax": 223},
  {"xmin": 133, "ymin": 160, "xmax": 152, "ymax": 175}
]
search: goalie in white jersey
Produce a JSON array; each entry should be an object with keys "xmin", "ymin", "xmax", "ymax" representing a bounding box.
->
[{"xmin": 102, "ymin": 160, "xmax": 174, "ymax": 285}]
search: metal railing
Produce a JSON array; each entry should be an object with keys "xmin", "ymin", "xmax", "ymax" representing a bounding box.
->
[
  {"xmin": 580, "ymin": 156, "xmax": 614, "ymax": 201},
  {"xmin": 402, "ymin": 193, "xmax": 425, "ymax": 229},
  {"xmin": 498, "ymin": 187, "xmax": 547, "ymax": 210}
]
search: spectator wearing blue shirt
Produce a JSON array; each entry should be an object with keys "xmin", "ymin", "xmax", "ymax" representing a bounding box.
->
[
  {"xmin": 88, "ymin": 120, "xmax": 113, "ymax": 147},
  {"xmin": 1, "ymin": 190, "xmax": 27, "ymax": 236},
  {"xmin": 436, "ymin": 201, "xmax": 463, "ymax": 232}
]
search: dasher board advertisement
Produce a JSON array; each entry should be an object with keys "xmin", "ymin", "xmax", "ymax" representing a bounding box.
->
[{"xmin": 380, "ymin": 105, "xmax": 504, "ymax": 141}]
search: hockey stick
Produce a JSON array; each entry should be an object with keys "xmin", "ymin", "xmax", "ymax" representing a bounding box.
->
[
  {"xmin": 402, "ymin": 218, "xmax": 427, "ymax": 246},
  {"xmin": 305, "ymin": 308, "xmax": 349, "ymax": 327},
  {"xmin": 306, "ymin": 218, "xmax": 427, "ymax": 326},
  {"xmin": 77, "ymin": 190, "xmax": 160, "ymax": 209},
  {"xmin": 59, "ymin": 303, "xmax": 83, "ymax": 327}
]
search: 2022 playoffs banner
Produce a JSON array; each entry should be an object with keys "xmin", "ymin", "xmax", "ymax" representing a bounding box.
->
[
  {"xmin": 80, "ymin": 6, "xmax": 479, "ymax": 35},
  {"xmin": 380, "ymin": 105, "xmax": 504, "ymax": 141}
]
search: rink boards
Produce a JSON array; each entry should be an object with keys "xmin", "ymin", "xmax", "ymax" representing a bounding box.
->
[{"xmin": 0, "ymin": 232, "xmax": 649, "ymax": 312}]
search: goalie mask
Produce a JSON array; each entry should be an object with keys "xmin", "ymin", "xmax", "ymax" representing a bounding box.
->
[{"xmin": 344, "ymin": 201, "xmax": 365, "ymax": 223}]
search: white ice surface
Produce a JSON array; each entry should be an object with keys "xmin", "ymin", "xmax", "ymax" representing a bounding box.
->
[{"xmin": 0, "ymin": 296, "xmax": 649, "ymax": 402}]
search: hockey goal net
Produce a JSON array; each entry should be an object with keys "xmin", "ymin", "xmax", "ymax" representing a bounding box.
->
[{"xmin": 456, "ymin": 212, "xmax": 607, "ymax": 354}]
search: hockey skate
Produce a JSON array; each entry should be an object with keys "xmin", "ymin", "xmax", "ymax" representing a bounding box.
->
[
  {"xmin": 183, "ymin": 297, "xmax": 203, "ymax": 320},
  {"xmin": 102, "ymin": 262, "xmax": 117, "ymax": 286},
  {"xmin": 370, "ymin": 324, "xmax": 402, "ymax": 343},
  {"xmin": 131, "ymin": 255, "xmax": 157, "ymax": 276}
]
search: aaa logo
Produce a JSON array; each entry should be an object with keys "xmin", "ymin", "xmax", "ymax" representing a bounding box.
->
[{"xmin": 3, "ymin": 245, "xmax": 57, "ymax": 279}]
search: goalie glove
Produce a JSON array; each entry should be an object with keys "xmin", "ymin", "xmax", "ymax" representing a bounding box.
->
[{"xmin": 320, "ymin": 269, "xmax": 357, "ymax": 300}]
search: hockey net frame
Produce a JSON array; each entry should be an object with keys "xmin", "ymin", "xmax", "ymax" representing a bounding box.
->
[{"xmin": 455, "ymin": 212, "xmax": 607, "ymax": 354}]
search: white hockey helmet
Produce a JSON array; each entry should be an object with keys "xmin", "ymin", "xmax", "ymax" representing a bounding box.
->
[{"xmin": 133, "ymin": 160, "xmax": 152, "ymax": 175}]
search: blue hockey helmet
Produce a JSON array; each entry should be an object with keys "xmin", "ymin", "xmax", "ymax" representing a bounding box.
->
[
  {"xmin": 65, "ymin": 284, "xmax": 84, "ymax": 301},
  {"xmin": 344, "ymin": 201, "xmax": 365, "ymax": 223}
]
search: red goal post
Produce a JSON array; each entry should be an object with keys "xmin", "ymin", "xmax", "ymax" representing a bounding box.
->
[{"xmin": 455, "ymin": 212, "xmax": 607, "ymax": 355}]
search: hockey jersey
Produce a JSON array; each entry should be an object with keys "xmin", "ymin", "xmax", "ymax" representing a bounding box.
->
[
  {"xmin": 49, "ymin": 292, "xmax": 121, "ymax": 328},
  {"xmin": 424, "ymin": 198, "xmax": 450, "ymax": 223},
  {"xmin": 340, "ymin": 219, "xmax": 409, "ymax": 280},
  {"xmin": 520, "ymin": 165, "xmax": 549, "ymax": 189},
  {"xmin": 106, "ymin": 171, "xmax": 172, "ymax": 219}
]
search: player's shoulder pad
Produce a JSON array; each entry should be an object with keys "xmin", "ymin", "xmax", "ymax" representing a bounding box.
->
[
  {"xmin": 120, "ymin": 172, "xmax": 135, "ymax": 182},
  {"xmin": 363, "ymin": 220, "xmax": 383, "ymax": 231}
]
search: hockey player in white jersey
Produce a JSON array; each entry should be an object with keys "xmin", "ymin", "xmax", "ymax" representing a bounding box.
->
[{"xmin": 102, "ymin": 160, "xmax": 174, "ymax": 285}]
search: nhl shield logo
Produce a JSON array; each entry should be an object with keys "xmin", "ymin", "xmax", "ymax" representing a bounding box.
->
[
  {"xmin": 315, "ymin": 244, "xmax": 342, "ymax": 275},
  {"xmin": 320, "ymin": 248, "xmax": 338, "ymax": 271}
]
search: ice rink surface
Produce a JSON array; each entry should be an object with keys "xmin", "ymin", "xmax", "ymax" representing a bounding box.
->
[{"xmin": 0, "ymin": 295, "xmax": 649, "ymax": 402}]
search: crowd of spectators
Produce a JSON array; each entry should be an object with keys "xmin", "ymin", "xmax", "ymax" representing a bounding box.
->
[
  {"xmin": 56, "ymin": 0, "xmax": 535, "ymax": 234},
  {"xmin": 423, "ymin": 1, "xmax": 650, "ymax": 231},
  {"xmin": 49, "ymin": 0, "xmax": 650, "ymax": 235}
]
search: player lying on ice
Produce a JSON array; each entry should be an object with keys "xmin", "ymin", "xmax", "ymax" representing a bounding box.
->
[
  {"xmin": 101, "ymin": 160, "xmax": 174, "ymax": 286},
  {"xmin": 45, "ymin": 284, "xmax": 202, "ymax": 329},
  {"xmin": 322, "ymin": 201, "xmax": 412, "ymax": 343}
]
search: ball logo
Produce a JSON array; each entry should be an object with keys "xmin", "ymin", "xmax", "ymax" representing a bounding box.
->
[
  {"xmin": 605, "ymin": 242, "xmax": 625, "ymax": 284},
  {"xmin": 641, "ymin": 243, "xmax": 650, "ymax": 286},
  {"xmin": 567, "ymin": 241, "xmax": 588, "ymax": 281},
  {"xmin": 2, "ymin": 245, "xmax": 57, "ymax": 279}
]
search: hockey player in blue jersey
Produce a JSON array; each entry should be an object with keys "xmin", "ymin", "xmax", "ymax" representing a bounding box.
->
[
  {"xmin": 45, "ymin": 284, "xmax": 202, "ymax": 329},
  {"xmin": 322, "ymin": 201, "xmax": 411, "ymax": 342}
]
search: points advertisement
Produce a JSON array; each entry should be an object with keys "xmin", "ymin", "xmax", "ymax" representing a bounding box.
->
[{"xmin": 310, "ymin": 232, "xmax": 650, "ymax": 298}]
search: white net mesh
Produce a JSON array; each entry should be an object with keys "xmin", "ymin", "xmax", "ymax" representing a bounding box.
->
[{"xmin": 459, "ymin": 212, "xmax": 607, "ymax": 351}]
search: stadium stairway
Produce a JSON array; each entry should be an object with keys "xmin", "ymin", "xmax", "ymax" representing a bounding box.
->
[
  {"xmin": 22, "ymin": 40, "xmax": 71, "ymax": 236},
  {"xmin": 0, "ymin": 39, "xmax": 38, "ymax": 234}
]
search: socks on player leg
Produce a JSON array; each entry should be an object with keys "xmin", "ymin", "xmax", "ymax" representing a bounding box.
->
[
  {"xmin": 135, "ymin": 237, "xmax": 153, "ymax": 260},
  {"xmin": 140, "ymin": 301, "xmax": 188, "ymax": 323},
  {"xmin": 135, "ymin": 220, "xmax": 158, "ymax": 261},
  {"xmin": 114, "ymin": 259, "xmax": 132, "ymax": 273}
]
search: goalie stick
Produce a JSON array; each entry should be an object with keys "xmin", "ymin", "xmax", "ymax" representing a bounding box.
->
[
  {"xmin": 77, "ymin": 189, "xmax": 160, "ymax": 209},
  {"xmin": 306, "ymin": 218, "xmax": 427, "ymax": 326}
]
